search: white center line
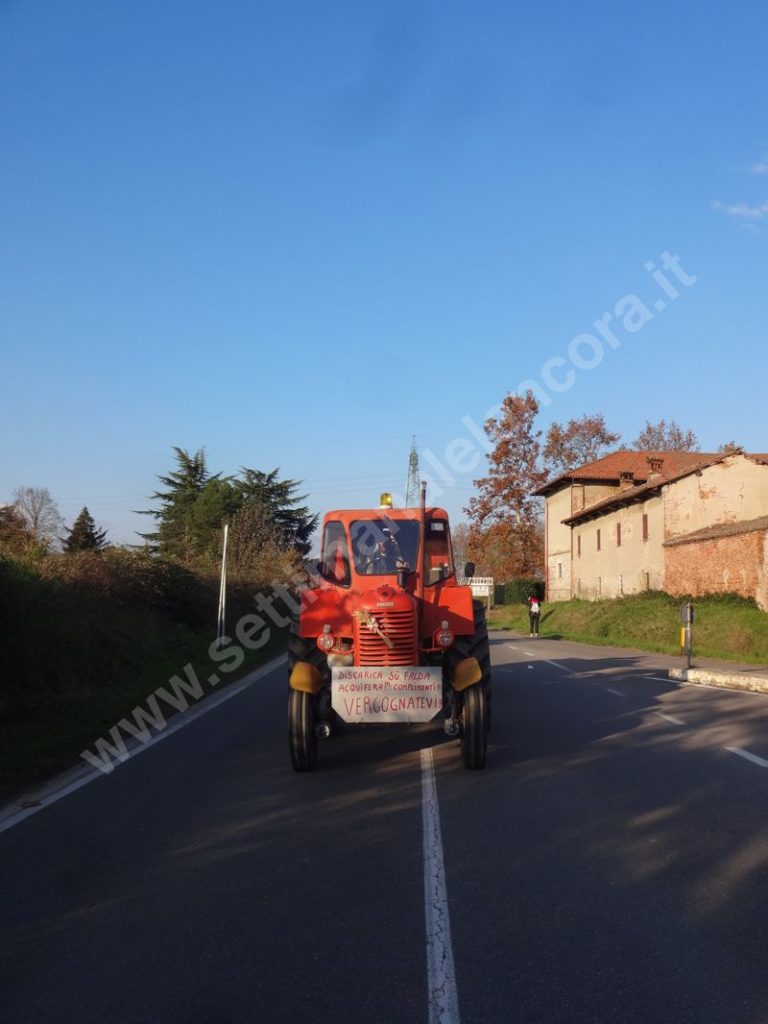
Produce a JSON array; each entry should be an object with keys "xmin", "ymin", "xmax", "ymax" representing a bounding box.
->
[
  {"xmin": 725, "ymin": 746, "xmax": 768, "ymax": 769},
  {"xmin": 606, "ymin": 688, "xmax": 626, "ymax": 698},
  {"xmin": 655, "ymin": 711, "xmax": 686, "ymax": 726},
  {"xmin": 421, "ymin": 748, "xmax": 460, "ymax": 1024}
]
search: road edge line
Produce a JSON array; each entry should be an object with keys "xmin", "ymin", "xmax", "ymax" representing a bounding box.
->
[{"xmin": 0, "ymin": 654, "xmax": 287, "ymax": 836}]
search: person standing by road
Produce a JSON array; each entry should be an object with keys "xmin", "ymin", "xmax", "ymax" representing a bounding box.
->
[{"xmin": 527, "ymin": 593, "xmax": 542, "ymax": 637}]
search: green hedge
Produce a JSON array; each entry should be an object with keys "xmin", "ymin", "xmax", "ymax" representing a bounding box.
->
[
  {"xmin": 503, "ymin": 577, "xmax": 545, "ymax": 604},
  {"xmin": 0, "ymin": 551, "xmax": 291, "ymax": 798}
]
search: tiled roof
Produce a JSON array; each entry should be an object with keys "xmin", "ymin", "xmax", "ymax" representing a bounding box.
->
[
  {"xmin": 535, "ymin": 450, "xmax": 717, "ymax": 497},
  {"xmin": 559, "ymin": 450, "xmax": 760, "ymax": 525},
  {"xmin": 664, "ymin": 515, "xmax": 768, "ymax": 547}
]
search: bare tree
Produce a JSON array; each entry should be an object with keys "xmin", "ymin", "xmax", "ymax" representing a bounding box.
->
[
  {"xmin": 632, "ymin": 419, "xmax": 700, "ymax": 452},
  {"xmin": 451, "ymin": 522, "xmax": 470, "ymax": 572},
  {"xmin": 718, "ymin": 440, "xmax": 741, "ymax": 453},
  {"xmin": 13, "ymin": 486, "xmax": 64, "ymax": 549}
]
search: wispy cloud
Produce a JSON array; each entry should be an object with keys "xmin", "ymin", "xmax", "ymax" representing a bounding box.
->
[
  {"xmin": 711, "ymin": 199, "xmax": 768, "ymax": 220},
  {"xmin": 731, "ymin": 151, "xmax": 768, "ymax": 175}
]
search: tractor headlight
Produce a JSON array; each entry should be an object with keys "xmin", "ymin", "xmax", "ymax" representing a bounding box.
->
[
  {"xmin": 436, "ymin": 620, "xmax": 454, "ymax": 648},
  {"xmin": 317, "ymin": 624, "xmax": 335, "ymax": 652}
]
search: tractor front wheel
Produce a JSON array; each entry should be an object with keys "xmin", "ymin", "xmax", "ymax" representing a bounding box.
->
[
  {"xmin": 460, "ymin": 685, "xmax": 487, "ymax": 770},
  {"xmin": 288, "ymin": 689, "xmax": 318, "ymax": 772}
]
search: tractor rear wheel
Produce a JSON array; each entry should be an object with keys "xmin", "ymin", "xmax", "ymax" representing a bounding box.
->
[
  {"xmin": 460, "ymin": 684, "xmax": 486, "ymax": 769},
  {"xmin": 288, "ymin": 689, "xmax": 318, "ymax": 771},
  {"xmin": 449, "ymin": 599, "xmax": 492, "ymax": 732}
]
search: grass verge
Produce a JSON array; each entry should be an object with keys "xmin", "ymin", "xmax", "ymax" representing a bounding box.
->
[{"xmin": 488, "ymin": 591, "xmax": 768, "ymax": 664}]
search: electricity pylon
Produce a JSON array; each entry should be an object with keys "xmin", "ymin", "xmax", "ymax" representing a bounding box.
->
[{"xmin": 405, "ymin": 436, "xmax": 420, "ymax": 507}]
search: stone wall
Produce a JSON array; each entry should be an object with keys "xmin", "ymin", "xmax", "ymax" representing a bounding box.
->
[
  {"xmin": 664, "ymin": 528, "xmax": 768, "ymax": 610},
  {"xmin": 663, "ymin": 456, "xmax": 768, "ymax": 539}
]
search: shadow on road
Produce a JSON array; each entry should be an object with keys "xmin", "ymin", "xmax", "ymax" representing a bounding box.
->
[{"xmin": 432, "ymin": 642, "xmax": 768, "ymax": 1024}]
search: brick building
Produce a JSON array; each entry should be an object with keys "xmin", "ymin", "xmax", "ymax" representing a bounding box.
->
[{"xmin": 535, "ymin": 450, "xmax": 768, "ymax": 610}]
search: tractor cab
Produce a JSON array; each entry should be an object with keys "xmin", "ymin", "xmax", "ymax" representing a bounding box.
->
[{"xmin": 318, "ymin": 506, "xmax": 453, "ymax": 590}]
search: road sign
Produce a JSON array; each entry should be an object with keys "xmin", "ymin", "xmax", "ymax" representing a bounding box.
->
[{"xmin": 457, "ymin": 576, "xmax": 494, "ymax": 608}]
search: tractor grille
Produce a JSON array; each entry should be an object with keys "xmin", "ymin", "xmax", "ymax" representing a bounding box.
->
[{"xmin": 355, "ymin": 608, "xmax": 418, "ymax": 666}]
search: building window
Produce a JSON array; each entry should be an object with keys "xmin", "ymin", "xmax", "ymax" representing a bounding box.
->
[
  {"xmin": 598, "ymin": 576, "xmax": 602, "ymax": 597},
  {"xmin": 558, "ymin": 562, "xmax": 563, "ymax": 579},
  {"xmin": 616, "ymin": 523, "xmax": 622, "ymax": 547},
  {"xmin": 619, "ymin": 574, "xmax": 624, "ymax": 595},
  {"xmin": 642, "ymin": 513, "xmax": 649, "ymax": 542},
  {"xmin": 577, "ymin": 535, "xmax": 581, "ymax": 558},
  {"xmin": 596, "ymin": 528, "xmax": 601, "ymax": 551},
  {"xmin": 645, "ymin": 572, "xmax": 650, "ymax": 591}
]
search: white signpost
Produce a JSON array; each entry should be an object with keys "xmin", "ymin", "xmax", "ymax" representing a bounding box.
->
[
  {"xmin": 332, "ymin": 666, "xmax": 443, "ymax": 723},
  {"xmin": 458, "ymin": 576, "xmax": 494, "ymax": 610}
]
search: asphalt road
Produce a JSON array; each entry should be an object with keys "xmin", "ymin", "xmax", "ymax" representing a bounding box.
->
[{"xmin": 3, "ymin": 634, "xmax": 768, "ymax": 1023}]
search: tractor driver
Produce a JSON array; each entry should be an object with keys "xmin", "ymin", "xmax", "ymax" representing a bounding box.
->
[{"xmin": 369, "ymin": 526, "xmax": 407, "ymax": 573}]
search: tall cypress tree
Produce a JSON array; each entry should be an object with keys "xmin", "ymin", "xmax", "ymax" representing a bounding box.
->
[{"xmin": 63, "ymin": 507, "xmax": 108, "ymax": 552}]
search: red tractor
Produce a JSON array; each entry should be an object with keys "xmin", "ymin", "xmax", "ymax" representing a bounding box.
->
[{"xmin": 287, "ymin": 487, "xmax": 491, "ymax": 771}]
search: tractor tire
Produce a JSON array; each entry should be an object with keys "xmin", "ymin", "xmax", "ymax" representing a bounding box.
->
[
  {"xmin": 288, "ymin": 689, "xmax": 318, "ymax": 772},
  {"xmin": 449, "ymin": 599, "xmax": 492, "ymax": 733},
  {"xmin": 460, "ymin": 684, "xmax": 487, "ymax": 769}
]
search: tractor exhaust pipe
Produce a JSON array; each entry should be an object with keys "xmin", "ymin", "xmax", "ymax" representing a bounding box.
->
[{"xmin": 418, "ymin": 480, "xmax": 427, "ymax": 605}]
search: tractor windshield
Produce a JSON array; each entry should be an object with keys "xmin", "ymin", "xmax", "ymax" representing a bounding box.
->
[{"xmin": 350, "ymin": 519, "xmax": 421, "ymax": 576}]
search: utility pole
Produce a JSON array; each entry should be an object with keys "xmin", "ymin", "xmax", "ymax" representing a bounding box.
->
[
  {"xmin": 216, "ymin": 523, "xmax": 229, "ymax": 645},
  {"xmin": 405, "ymin": 436, "xmax": 420, "ymax": 507}
]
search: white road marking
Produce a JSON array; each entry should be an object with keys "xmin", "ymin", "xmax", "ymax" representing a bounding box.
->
[
  {"xmin": 421, "ymin": 748, "xmax": 460, "ymax": 1024},
  {"xmin": 523, "ymin": 650, "xmax": 537, "ymax": 656},
  {"xmin": 725, "ymin": 747, "xmax": 768, "ymax": 769},
  {"xmin": 644, "ymin": 675, "xmax": 675, "ymax": 683},
  {"xmin": 543, "ymin": 659, "xmax": 571, "ymax": 673},
  {"xmin": 606, "ymin": 688, "xmax": 626, "ymax": 698},
  {"xmin": 0, "ymin": 655, "xmax": 287, "ymax": 836},
  {"xmin": 655, "ymin": 711, "xmax": 686, "ymax": 726}
]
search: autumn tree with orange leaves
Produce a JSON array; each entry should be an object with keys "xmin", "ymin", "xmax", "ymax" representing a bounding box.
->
[
  {"xmin": 465, "ymin": 391, "xmax": 548, "ymax": 578},
  {"xmin": 542, "ymin": 413, "xmax": 621, "ymax": 475}
]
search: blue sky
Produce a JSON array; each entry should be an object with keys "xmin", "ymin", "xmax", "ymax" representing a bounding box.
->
[{"xmin": 2, "ymin": 0, "xmax": 767, "ymax": 543}]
